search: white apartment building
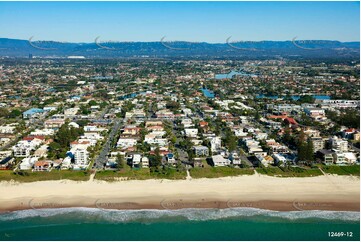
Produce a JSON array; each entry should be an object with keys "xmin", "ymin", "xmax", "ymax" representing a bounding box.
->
[
  {"xmin": 72, "ymin": 147, "xmax": 89, "ymax": 166},
  {"xmin": 12, "ymin": 140, "xmax": 37, "ymax": 157},
  {"xmin": 19, "ymin": 157, "xmax": 39, "ymax": 170},
  {"xmin": 330, "ymin": 136, "xmax": 348, "ymax": 152},
  {"xmin": 30, "ymin": 128, "xmax": 55, "ymax": 136},
  {"xmin": 208, "ymin": 136, "xmax": 222, "ymax": 153},
  {"xmin": 0, "ymin": 124, "xmax": 17, "ymax": 134},
  {"xmin": 185, "ymin": 128, "xmax": 198, "ymax": 138},
  {"xmin": 181, "ymin": 118, "xmax": 194, "ymax": 128},
  {"xmin": 117, "ymin": 138, "xmax": 138, "ymax": 149}
]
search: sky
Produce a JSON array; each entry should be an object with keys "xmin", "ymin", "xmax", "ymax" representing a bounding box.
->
[{"xmin": 0, "ymin": 1, "xmax": 359, "ymax": 43}]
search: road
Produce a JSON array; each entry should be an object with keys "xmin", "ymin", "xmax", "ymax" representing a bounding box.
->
[{"xmin": 94, "ymin": 118, "xmax": 122, "ymax": 169}]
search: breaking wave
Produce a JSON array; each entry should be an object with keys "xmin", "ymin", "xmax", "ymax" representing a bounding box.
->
[{"xmin": 0, "ymin": 207, "xmax": 359, "ymax": 223}]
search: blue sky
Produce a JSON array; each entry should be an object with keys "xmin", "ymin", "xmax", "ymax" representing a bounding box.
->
[{"xmin": 0, "ymin": 1, "xmax": 359, "ymax": 42}]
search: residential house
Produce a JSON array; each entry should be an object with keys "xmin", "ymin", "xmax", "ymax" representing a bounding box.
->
[
  {"xmin": 142, "ymin": 156, "xmax": 149, "ymax": 168},
  {"xmin": 0, "ymin": 124, "xmax": 17, "ymax": 134},
  {"xmin": 228, "ymin": 152, "xmax": 241, "ymax": 165},
  {"xmin": 33, "ymin": 160, "xmax": 51, "ymax": 171},
  {"xmin": 181, "ymin": 119, "xmax": 193, "ymax": 128},
  {"xmin": 185, "ymin": 128, "xmax": 198, "ymax": 138},
  {"xmin": 23, "ymin": 108, "xmax": 44, "ymax": 119},
  {"xmin": 272, "ymin": 153, "xmax": 287, "ymax": 166},
  {"xmin": 44, "ymin": 119, "xmax": 65, "ymax": 129},
  {"xmin": 117, "ymin": 138, "xmax": 138, "ymax": 149},
  {"xmin": 0, "ymin": 151, "xmax": 13, "ymax": 169},
  {"xmin": 193, "ymin": 146, "xmax": 209, "ymax": 157},
  {"xmin": 166, "ymin": 153, "xmax": 177, "ymax": 166},
  {"xmin": 19, "ymin": 157, "xmax": 39, "ymax": 170},
  {"xmin": 255, "ymin": 153, "xmax": 274, "ymax": 167},
  {"xmin": 123, "ymin": 125, "xmax": 142, "ymax": 135},
  {"xmin": 212, "ymin": 154, "xmax": 230, "ymax": 167},
  {"xmin": 132, "ymin": 154, "xmax": 142, "ymax": 168}
]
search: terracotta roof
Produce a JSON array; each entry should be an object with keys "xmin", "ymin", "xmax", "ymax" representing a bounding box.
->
[{"xmin": 34, "ymin": 160, "xmax": 50, "ymax": 167}]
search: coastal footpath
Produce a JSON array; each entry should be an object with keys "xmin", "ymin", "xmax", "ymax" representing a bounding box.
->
[{"xmin": 0, "ymin": 174, "xmax": 359, "ymax": 212}]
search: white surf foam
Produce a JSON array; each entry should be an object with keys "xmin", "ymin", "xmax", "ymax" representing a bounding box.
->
[{"xmin": 0, "ymin": 207, "xmax": 359, "ymax": 222}]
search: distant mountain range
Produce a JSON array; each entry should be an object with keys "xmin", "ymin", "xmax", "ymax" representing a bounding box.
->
[{"xmin": 0, "ymin": 38, "xmax": 359, "ymax": 59}]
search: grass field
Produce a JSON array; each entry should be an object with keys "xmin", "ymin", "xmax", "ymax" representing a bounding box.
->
[
  {"xmin": 0, "ymin": 170, "xmax": 90, "ymax": 182},
  {"xmin": 320, "ymin": 165, "xmax": 360, "ymax": 176},
  {"xmin": 256, "ymin": 166, "xmax": 323, "ymax": 177},
  {"xmin": 190, "ymin": 166, "xmax": 254, "ymax": 178},
  {"xmin": 94, "ymin": 166, "xmax": 187, "ymax": 181},
  {"xmin": 1, "ymin": 164, "xmax": 358, "ymax": 183}
]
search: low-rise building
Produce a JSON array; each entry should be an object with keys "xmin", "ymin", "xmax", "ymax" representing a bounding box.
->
[
  {"xmin": 212, "ymin": 154, "xmax": 230, "ymax": 167},
  {"xmin": 193, "ymin": 146, "xmax": 209, "ymax": 157},
  {"xmin": 329, "ymin": 136, "xmax": 348, "ymax": 152},
  {"xmin": 317, "ymin": 149, "xmax": 334, "ymax": 165}
]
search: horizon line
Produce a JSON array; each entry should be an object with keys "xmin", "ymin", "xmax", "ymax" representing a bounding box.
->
[{"xmin": 0, "ymin": 37, "xmax": 360, "ymax": 44}]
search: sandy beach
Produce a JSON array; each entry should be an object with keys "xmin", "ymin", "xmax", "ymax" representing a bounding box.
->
[{"xmin": 0, "ymin": 174, "xmax": 359, "ymax": 212}]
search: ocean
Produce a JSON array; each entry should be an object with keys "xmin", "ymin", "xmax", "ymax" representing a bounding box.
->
[{"xmin": 0, "ymin": 208, "xmax": 359, "ymax": 241}]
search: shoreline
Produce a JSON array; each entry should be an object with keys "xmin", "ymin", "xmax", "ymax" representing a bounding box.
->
[
  {"xmin": 0, "ymin": 174, "xmax": 359, "ymax": 213},
  {"xmin": 1, "ymin": 199, "xmax": 359, "ymax": 213}
]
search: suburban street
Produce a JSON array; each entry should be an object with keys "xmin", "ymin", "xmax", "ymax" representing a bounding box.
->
[{"xmin": 94, "ymin": 118, "xmax": 122, "ymax": 169}]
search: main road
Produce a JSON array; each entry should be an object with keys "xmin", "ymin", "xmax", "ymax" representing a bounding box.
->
[{"xmin": 94, "ymin": 118, "xmax": 123, "ymax": 169}]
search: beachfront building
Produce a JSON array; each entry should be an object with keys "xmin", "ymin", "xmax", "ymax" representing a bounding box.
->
[
  {"xmin": 255, "ymin": 153, "xmax": 274, "ymax": 167},
  {"xmin": 166, "ymin": 153, "xmax": 177, "ymax": 166},
  {"xmin": 228, "ymin": 152, "xmax": 241, "ymax": 166},
  {"xmin": 272, "ymin": 153, "xmax": 287, "ymax": 166},
  {"xmin": 19, "ymin": 157, "xmax": 39, "ymax": 170},
  {"xmin": 333, "ymin": 152, "xmax": 346, "ymax": 164},
  {"xmin": 132, "ymin": 154, "xmax": 142, "ymax": 168},
  {"xmin": 33, "ymin": 160, "xmax": 52, "ymax": 171},
  {"xmin": 12, "ymin": 138, "xmax": 43, "ymax": 157},
  {"xmin": 317, "ymin": 150, "xmax": 334, "ymax": 165},
  {"xmin": 0, "ymin": 151, "xmax": 13, "ymax": 169},
  {"xmin": 141, "ymin": 156, "xmax": 149, "ymax": 168},
  {"xmin": 72, "ymin": 147, "xmax": 89, "ymax": 167},
  {"xmin": 343, "ymin": 152, "xmax": 357, "ymax": 164},
  {"xmin": 212, "ymin": 155, "xmax": 230, "ymax": 167}
]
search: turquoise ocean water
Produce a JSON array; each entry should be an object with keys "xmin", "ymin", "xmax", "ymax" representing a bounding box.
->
[{"xmin": 0, "ymin": 208, "xmax": 359, "ymax": 241}]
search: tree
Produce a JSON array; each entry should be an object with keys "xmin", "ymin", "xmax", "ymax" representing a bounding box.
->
[
  {"xmin": 298, "ymin": 95, "xmax": 315, "ymax": 104},
  {"xmin": 88, "ymin": 100, "xmax": 98, "ymax": 106},
  {"xmin": 254, "ymin": 110, "xmax": 260, "ymax": 120},
  {"xmin": 9, "ymin": 109, "xmax": 22, "ymax": 118},
  {"xmin": 298, "ymin": 142, "xmax": 307, "ymax": 162},
  {"xmin": 0, "ymin": 108, "xmax": 9, "ymax": 118},
  {"xmin": 297, "ymin": 131, "xmax": 307, "ymax": 162},
  {"xmin": 80, "ymin": 105, "xmax": 91, "ymax": 115},
  {"xmin": 223, "ymin": 127, "xmax": 237, "ymax": 151},
  {"xmin": 166, "ymin": 101, "xmax": 180, "ymax": 112},
  {"xmin": 116, "ymin": 153, "xmax": 124, "ymax": 169},
  {"xmin": 306, "ymin": 138, "xmax": 315, "ymax": 164},
  {"xmin": 150, "ymin": 147, "xmax": 162, "ymax": 168}
]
